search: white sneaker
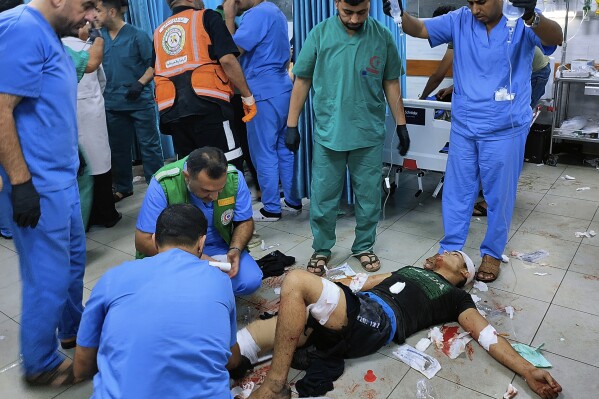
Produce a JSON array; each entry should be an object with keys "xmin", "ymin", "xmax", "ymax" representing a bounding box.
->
[
  {"xmin": 253, "ymin": 208, "xmax": 281, "ymax": 222},
  {"xmin": 280, "ymin": 199, "xmax": 302, "ymax": 215}
]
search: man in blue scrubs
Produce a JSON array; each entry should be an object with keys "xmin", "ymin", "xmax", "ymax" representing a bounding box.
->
[
  {"xmin": 384, "ymin": 0, "xmax": 562, "ymax": 281},
  {"xmin": 95, "ymin": 0, "xmax": 164, "ymax": 202},
  {"xmin": 0, "ymin": 0, "xmax": 96, "ymax": 385},
  {"xmin": 224, "ymin": 0, "xmax": 302, "ymax": 222},
  {"xmin": 75, "ymin": 204, "xmax": 241, "ymax": 397},
  {"xmin": 135, "ymin": 147, "xmax": 262, "ymax": 295}
]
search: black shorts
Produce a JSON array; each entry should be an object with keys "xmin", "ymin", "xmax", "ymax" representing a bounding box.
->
[{"xmin": 307, "ymin": 283, "xmax": 393, "ymax": 359}]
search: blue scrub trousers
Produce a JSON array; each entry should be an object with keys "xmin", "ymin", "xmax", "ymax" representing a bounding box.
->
[
  {"xmin": 106, "ymin": 107, "xmax": 164, "ymax": 194},
  {"xmin": 439, "ymin": 130, "xmax": 527, "ymax": 260},
  {"xmin": 3, "ymin": 183, "xmax": 86, "ymax": 374},
  {"xmin": 203, "ymin": 243, "xmax": 262, "ymax": 296},
  {"xmin": 310, "ymin": 142, "xmax": 383, "ymax": 257},
  {"xmin": 247, "ymin": 92, "xmax": 301, "ymax": 213}
]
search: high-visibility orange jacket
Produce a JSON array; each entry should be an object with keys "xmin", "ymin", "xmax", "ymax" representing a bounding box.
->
[{"xmin": 153, "ymin": 9, "xmax": 234, "ymax": 112}]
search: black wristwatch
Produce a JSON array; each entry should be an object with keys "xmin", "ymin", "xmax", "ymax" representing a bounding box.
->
[{"xmin": 525, "ymin": 11, "xmax": 540, "ymax": 28}]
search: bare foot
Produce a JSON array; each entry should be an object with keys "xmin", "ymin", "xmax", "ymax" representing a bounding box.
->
[{"xmin": 248, "ymin": 379, "xmax": 291, "ymax": 399}]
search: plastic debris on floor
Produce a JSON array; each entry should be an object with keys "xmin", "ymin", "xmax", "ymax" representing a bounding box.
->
[
  {"xmin": 393, "ymin": 344, "xmax": 441, "ymax": 378},
  {"xmin": 561, "ymin": 175, "xmax": 576, "ymax": 180},
  {"xmin": 428, "ymin": 325, "xmax": 473, "ymax": 359},
  {"xmin": 325, "ymin": 263, "xmax": 356, "ymax": 279},
  {"xmin": 514, "ymin": 249, "xmax": 549, "ymax": 263},
  {"xmin": 473, "ymin": 280, "xmax": 488, "ymax": 292},
  {"xmin": 575, "ymin": 230, "xmax": 596, "ymax": 238},
  {"xmin": 575, "ymin": 186, "xmax": 591, "ymax": 191},
  {"xmin": 503, "ymin": 383, "xmax": 518, "ymax": 399}
]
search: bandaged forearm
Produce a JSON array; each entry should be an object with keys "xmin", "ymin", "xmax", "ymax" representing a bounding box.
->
[
  {"xmin": 237, "ymin": 327, "xmax": 260, "ymax": 364},
  {"xmin": 478, "ymin": 324, "xmax": 498, "ymax": 351},
  {"xmin": 349, "ymin": 273, "xmax": 368, "ymax": 293}
]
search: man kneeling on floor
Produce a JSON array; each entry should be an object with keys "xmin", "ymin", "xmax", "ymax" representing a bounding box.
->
[
  {"xmin": 74, "ymin": 204, "xmax": 241, "ymax": 397},
  {"xmin": 234, "ymin": 251, "xmax": 562, "ymax": 399},
  {"xmin": 135, "ymin": 146, "xmax": 262, "ymax": 296}
]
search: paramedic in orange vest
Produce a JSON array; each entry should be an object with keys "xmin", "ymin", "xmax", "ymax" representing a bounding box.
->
[{"xmin": 153, "ymin": 0, "xmax": 257, "ymax": 167}]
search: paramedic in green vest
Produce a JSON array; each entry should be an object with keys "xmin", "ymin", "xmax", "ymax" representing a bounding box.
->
[{"xmin": 135, "ymin": 147, "xmax": 262, "ymax": 295}]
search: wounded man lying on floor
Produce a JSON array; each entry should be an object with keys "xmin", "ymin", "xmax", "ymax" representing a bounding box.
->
[{"xmin": 231, "ymin": 251, "xmax": 562, "ymax": 399}]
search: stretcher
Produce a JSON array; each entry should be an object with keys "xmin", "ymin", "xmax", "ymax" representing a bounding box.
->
[{"xmin": 383, "ymin": 99, "xmax": 452, "ymax": 198}]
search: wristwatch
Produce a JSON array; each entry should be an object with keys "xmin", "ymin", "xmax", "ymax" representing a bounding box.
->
[{"xmin": 525, "ymin": 11, "xmax": 540, "ymax": 28}]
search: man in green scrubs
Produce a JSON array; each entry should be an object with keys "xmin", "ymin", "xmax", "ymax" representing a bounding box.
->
[{"xmin": 285, "ymin": 0, "xmax": 409, "ymax": 274}]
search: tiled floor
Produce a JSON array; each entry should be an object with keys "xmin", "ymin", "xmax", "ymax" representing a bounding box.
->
[{"xmin": 1, "ymin": 162, "xmax": 599, "ymax": 398}]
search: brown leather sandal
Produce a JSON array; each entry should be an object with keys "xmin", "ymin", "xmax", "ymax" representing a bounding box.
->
[
  {"xmin": 476, "ymin": 254, "xmax": 501, "ymax": 282},
  {"xmin": 354, "ymin": 252, "xmax": 381, "ymax": 272},
  {"xmin": 307, "ymin": 253, "xmax": 330, "ymax": 276}
]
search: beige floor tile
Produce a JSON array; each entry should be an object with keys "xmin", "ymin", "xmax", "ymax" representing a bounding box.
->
[
  {"xmin": 535, "ymin": 194, "xmax": 598, "ymax": 220},
  {"xmin": 519, "ymin": 211, "xmax": 589, "ymax": 243},
  {"xmin": 387, "ymin": 210, "xmax": 445, "ymax": 240},
  {"xmin": 484, "ymin": 258, "xmax": 565, "ymax": 302},
  {"xmin": 373, "ymin": 229, "xmax": 438, "ymax": 265},
  {"xmin": 532, "ymin": 305, "xmax": 599, "ymax": 367},
  {"xmin": 553, "ymin": 271, "xmax": 599, "ymax": 316},
  {"xmin": 0, "ymin": 280, "xmax": 21, "ymax": 318},
  {"xmin": 388, "ymin": 369, "xmax": 493, "ymax": 399},
  {"xmin": 83, "ymin": 246, "xmax": 134, "ymax": 285},
  {"xmin": 514, "ymin": 190, "xmax": 545, "ymax": 210},
  {"xmin": 570, "ymin": 244, "xmax": 599, "ymax": 276},
  {"xmin": 0, "ymin": 318, "xmax": 20, "ymax": 370},
  {"xmin": 86, "ymin": 214, "xmax": 137, "ymax": 245}
]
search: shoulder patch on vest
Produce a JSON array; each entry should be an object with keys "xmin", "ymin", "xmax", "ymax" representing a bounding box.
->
[
  {"xmin": 227, "ymin": 165, "xmax": 238, "ymax": 173},
  {"xmin": 155, "ymin": 167, "xmax": 181, "ymax": 181},
  {"xmin": 218, "ymin": 196, "xmax": 235, "ymax": 207}
]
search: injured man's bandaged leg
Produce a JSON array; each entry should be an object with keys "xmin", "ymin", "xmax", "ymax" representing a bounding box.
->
[{"xmin": 237, "ymin": 277, "xmax": 342, "ymax": 365}]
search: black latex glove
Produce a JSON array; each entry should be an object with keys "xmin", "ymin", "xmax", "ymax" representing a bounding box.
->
[
  {"xmin": 396, "ymin": 124, "xmax": 410, "ymax": 156},
  {"xmin": 511, "ymin": 0, "xmax": 536, "ymax": 20},
  {"xmin": 125, "ymin": 81, "xmax": 144, "ymax": 101},
  {"xmin": 88, "ymin": 28, "xmax": 102, "ymax": 43},
  {"xmin": 11, "ymin": 179, "xmax": 41, "ymax": 228},
  {"xmin": 285, "ymin": 126, "xmax": 301, "ymax": 152},
  {"xmin": 382, "ymin": 0, "xmax": 391, "ymax": 17}
]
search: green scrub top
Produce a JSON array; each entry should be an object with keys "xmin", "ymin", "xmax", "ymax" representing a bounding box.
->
[
  {"xmin": 293, "ymin": 16, "xmax": 403, "ymax": 151},
  {"xmin": 64, "ymin": 46, "xmax": 89, "ymax": 82},
  {"xmin": 101, "ymin": 24, "xmax": 155, "ymax": 110}
]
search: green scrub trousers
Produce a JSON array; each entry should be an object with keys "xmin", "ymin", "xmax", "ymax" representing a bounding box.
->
[{"xmin": 311, "ymin": 142, "xmax": 383, "ymax": 256}]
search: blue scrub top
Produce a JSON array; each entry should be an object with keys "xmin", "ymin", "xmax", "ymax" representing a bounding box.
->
[
  {"xmin": 425, "ymin": 7, "xmax": 556, "ymax": 139},
  {"xmin": 234, "ymin": 2, "xmax": 292, "ymax": 101},
  {"xmin": 101, "ymin": 24, "xmax": 155, "ymax": 110},
  {"xmin": 78, "ymin": 249, "xmax": 236, "ymax": 399},
  {"xmin": 137, "ymin": 169, "xmax": 253, "ymax": 249},
  {"xmin": 0, "ymin": 5, "xmax": 79, "ymax": 192}
]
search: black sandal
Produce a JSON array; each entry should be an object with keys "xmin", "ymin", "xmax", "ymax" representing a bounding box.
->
[
  {"xmin": 307, "ymin": 253, "xmax": 330, "ymax": 276},
  {"xmin": 472, "ymin": 201, "xmax": 488, "ymax": 217}
]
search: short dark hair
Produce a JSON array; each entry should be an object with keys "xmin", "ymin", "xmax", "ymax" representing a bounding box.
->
[
  {"xmin": 100, "ymin": 0, "xmax": 123, "ymax": 12},
  {"xmin": 432, "ymin": 5, "xmax": 456, "ymax": 17},
  {"xmin": 155, "ymin": 204, "xmax": 207, "ymax": 248},
  {"xmin": 0, "ymin": 0, "xmax": 23, "ymax": 12},
  {"xmin": 340, "ymin": 0, "xmax": 368, "ymax": 5},
  {"xmin": 187, "ymin": 147, "xmax": 228, "ymax": 180}
]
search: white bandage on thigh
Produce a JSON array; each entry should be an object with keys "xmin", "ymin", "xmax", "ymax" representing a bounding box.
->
[
  {"xmin": 306, "ymin": 278, "xmax": 341, "ymax": 325},
  {"xmin": 478, "ymin": 324, "xmax": 498, "ymax": 351},
  {"xmin": 236, "ymin": 327, "xmax": 260, "ymax": 365}
]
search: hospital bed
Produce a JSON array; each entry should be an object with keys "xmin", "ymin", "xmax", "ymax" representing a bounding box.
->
[{"xmin": 382, "ymin": 99, "xmax": 452, "ymax": 198}]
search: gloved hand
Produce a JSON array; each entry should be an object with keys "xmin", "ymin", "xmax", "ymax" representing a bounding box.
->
[
  {"xmin": 88, "ymin": 28, "xmax": 102, "ymax": 43},
  {"xmin": 241, "ymin": 95, "xmax": 258, "ymax": 123},
  {"xmin": 511, "ymin": 0, "xmax": 536, "ymax": 20},
  {"xmin": 396, "ymin": 124, "xmax": 410, "ymax": 156},
  {"xmin": 11, "ymin": 179, "xmax": 41, "ymax": 228},
  {"xmin": 285, "ymin": 126, "xmax": 300, "ymax": 152},
  {"xmin": 125, "ymin": 81, "xmax": 144, "ymax": 101},
  {"xmin": 382, "ymin": 0, "xmax": 392, "ymax": 17}
]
